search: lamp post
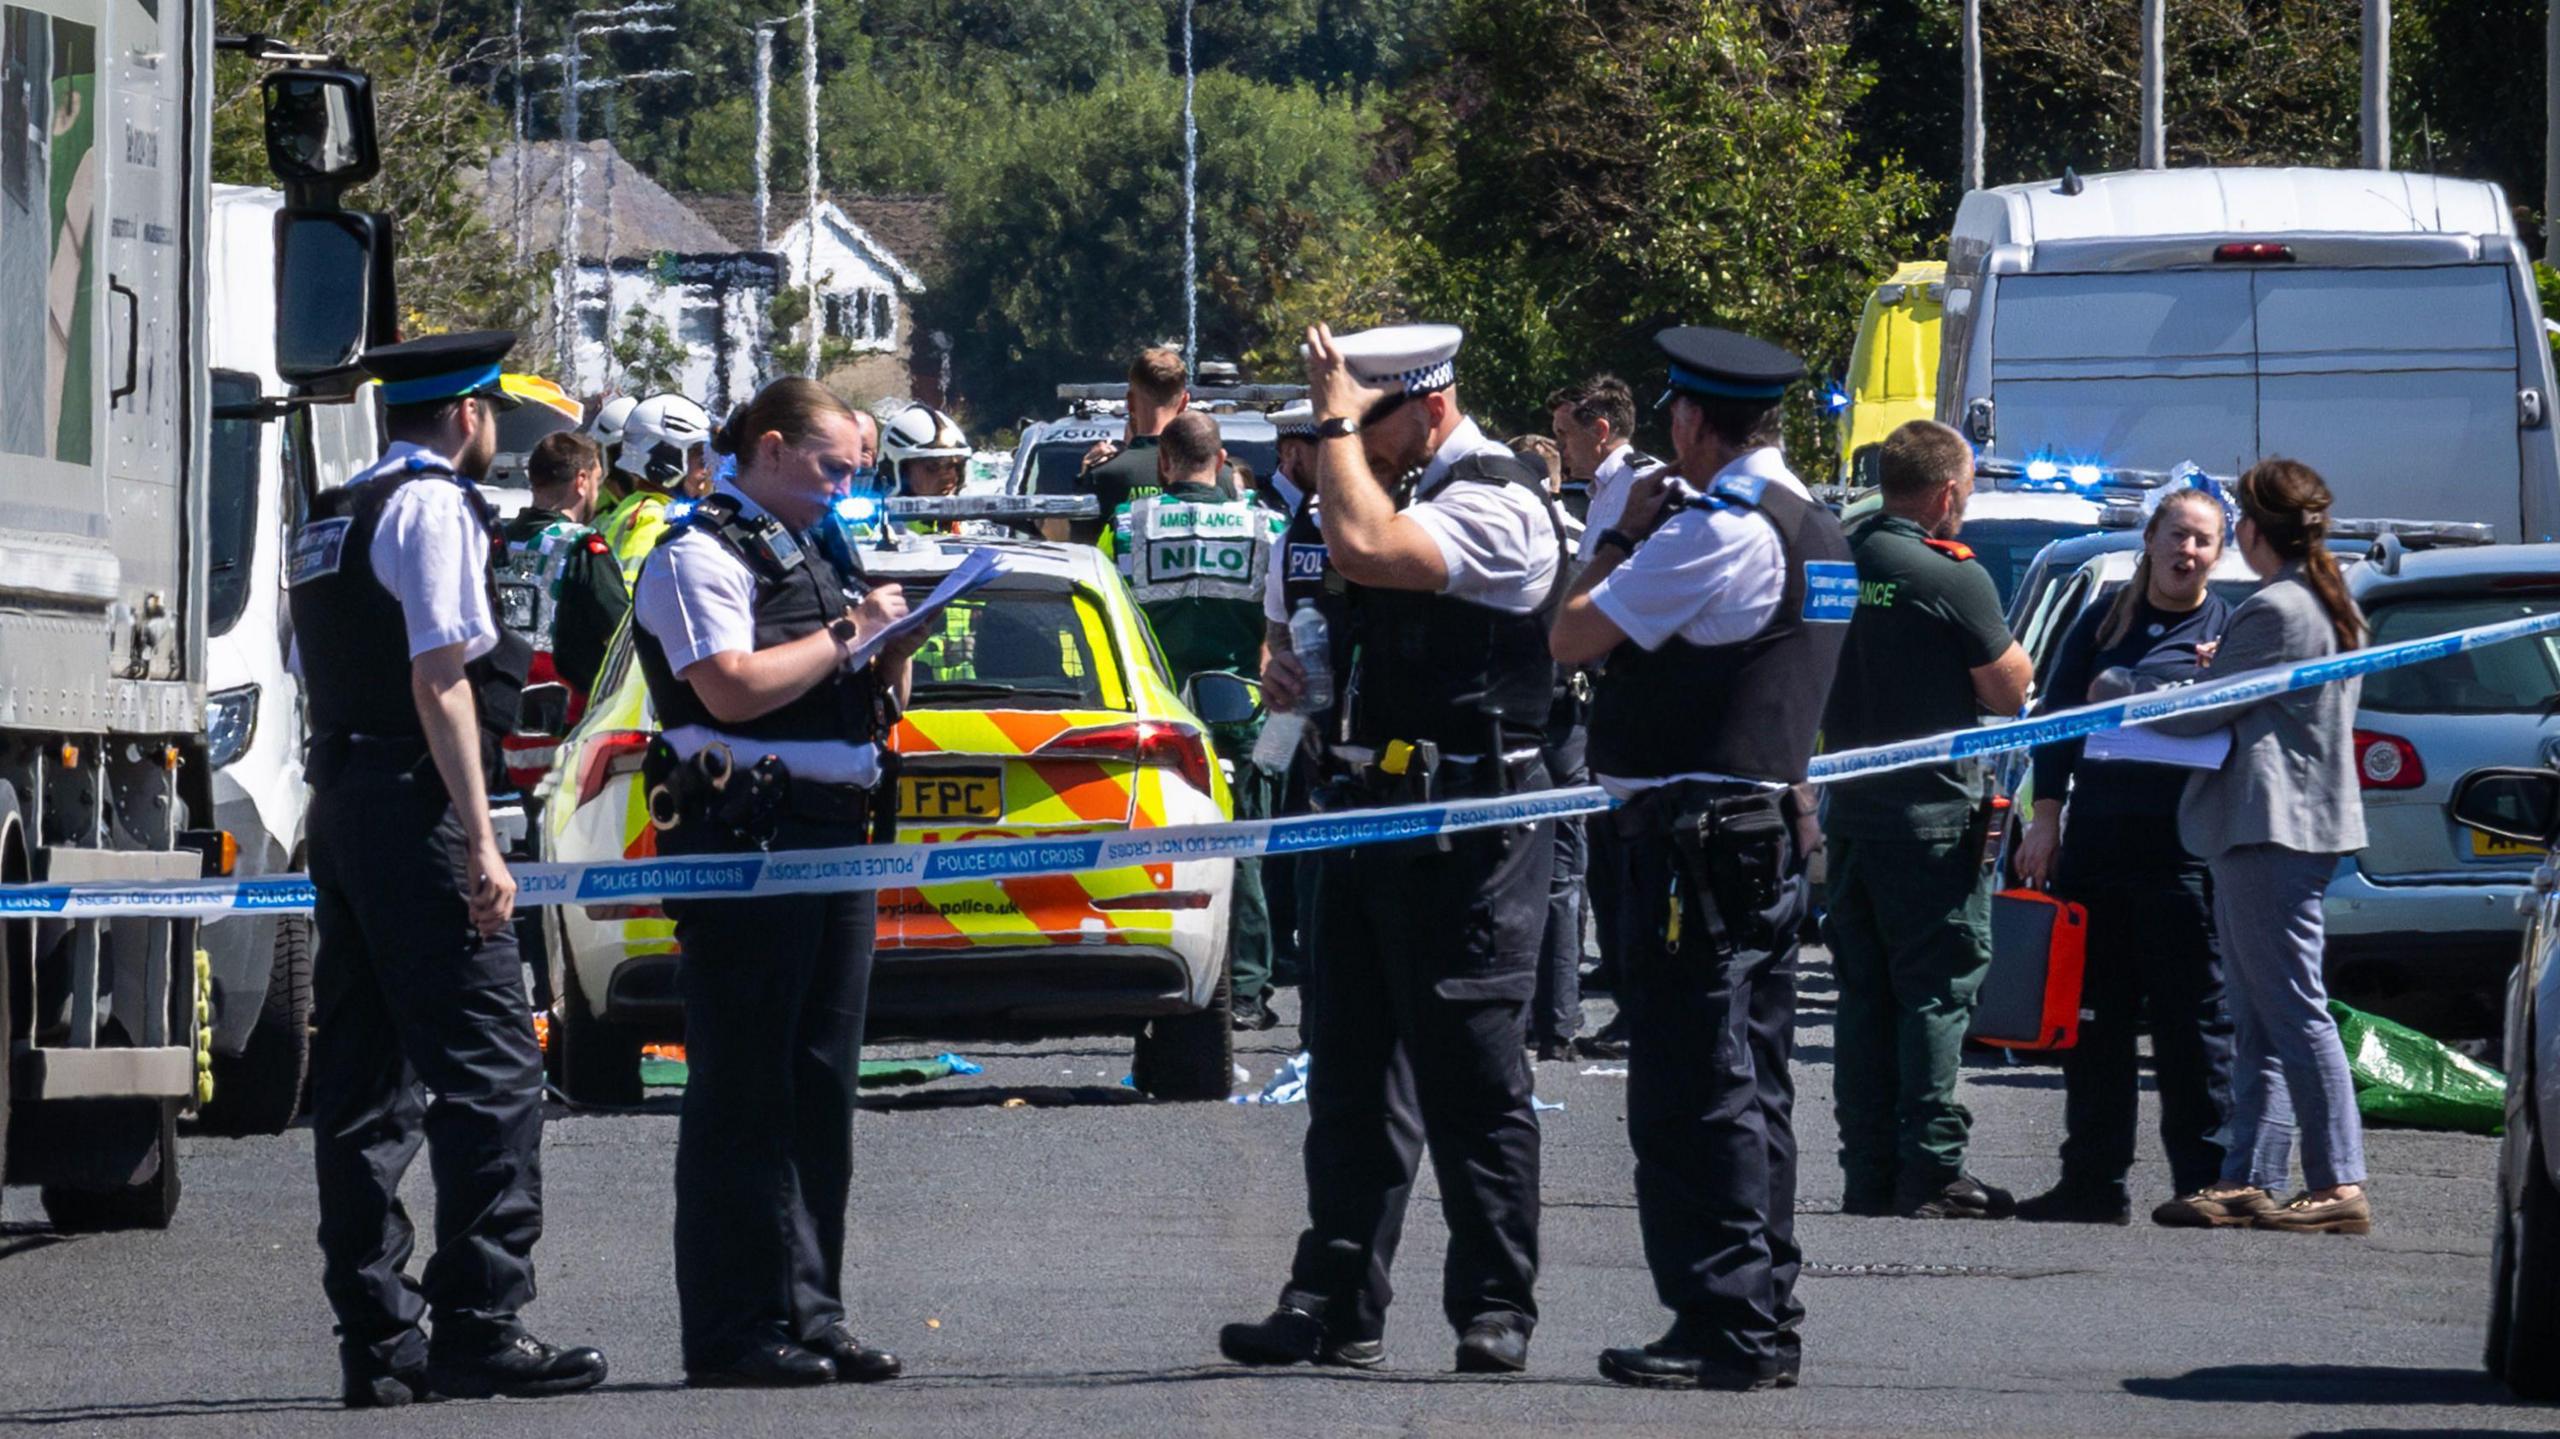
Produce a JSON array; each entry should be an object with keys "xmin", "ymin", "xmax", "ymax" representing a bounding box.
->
[
  {"xmin": 1960, "ymin": 0, "xmax": 1981, "ymax": 193},
  {"xmin": 2139, "ymin": 0, "xmax": 2165, "ymax": 169},
  {"xmin": 2362, "ymin": 0, "xmax": 2391, "ymax": 170},
  {"xmin": 802, "ymin": 0, "xmax": 820, "ymax": 377},
  {"xmin": 550, "ymin": 4, "xmax": 675, "ymax": 388},
  {"xmin": 1181, "ymin": 0, "xmax": 1198, "ymax": 375}
]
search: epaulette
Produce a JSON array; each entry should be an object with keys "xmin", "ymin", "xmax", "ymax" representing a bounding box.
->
[
  {"xmin": 1923, "ymin": 537, "xmax": 1977, "ymax": 562},
  {"xmin": 1709, "ymin": 470, "xmax": 1770, "ymax": 508}
]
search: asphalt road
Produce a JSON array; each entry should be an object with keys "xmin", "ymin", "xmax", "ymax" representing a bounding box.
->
[{"xmin": 2, "ymin": 952, "xmax": 2550, "ymax": 1438}]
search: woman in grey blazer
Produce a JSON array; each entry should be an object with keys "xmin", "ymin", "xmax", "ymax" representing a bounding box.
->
[{"xmin": 2151, "ymin": 458, "xmax": 2372, "ymax": 1236}]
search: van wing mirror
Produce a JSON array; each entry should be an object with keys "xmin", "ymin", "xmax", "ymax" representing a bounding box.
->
[
  {"xmin": 261, "ymin": 68, "xmax": 380, "ymax": 196},
  {"xmin": 2449, "ymin": 767, "xmax": 2560, "ymax": 848},
  {"xmin": 274, "ymin": 210, "xmax": 395, "ymax": 384},
  {"xmin": 1182, "ymin": 671, "xmax": 1263, "ymax": 727}
]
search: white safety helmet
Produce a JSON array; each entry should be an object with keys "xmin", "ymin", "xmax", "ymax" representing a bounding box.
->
[
  {"xmin": 880, "ymin": 403, "xmax": 970, "ymax": 488},
  {"xmin": 618, "ymin": 393, "xmax": 712, "ymax": 488},
  {"xmin": 589, "ymin": 393, "xmax": 639, "ymax": 448}
]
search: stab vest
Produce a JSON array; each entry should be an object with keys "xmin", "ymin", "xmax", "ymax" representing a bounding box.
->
[
  {"xmin": 287, "ymin": 456, "xmax": 530, "ymax": 778},
  {"xmin": 1588, "ymin": 471, "xmax": 1856, "ymax": 785},
  {"xmin": 1343, "ymin": 451, "xmax": 1568, "ymax": 752},
  {"xmin": 629, "ymin": 493, "xmax": 889, "ymax": 747}
]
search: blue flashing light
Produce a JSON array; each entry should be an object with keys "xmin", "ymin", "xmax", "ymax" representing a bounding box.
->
[
  {"xmin": 2023, "ymin": 458, "xmax": 2060, "ymax": 484},
  {"xmin": 833, "ymin": 494, "xmax": 882, "ymax": 525},
  {"xmin": 1824, "ymin": 387, "xmax": 1851, "ymax": 414},
  {"xmin": 2067, "ymin": 463, "xmax": 2104, "ymax": 488},
  {"xmin": 663, "ymin": 498, "xmax": 699, "ymax": 525}
]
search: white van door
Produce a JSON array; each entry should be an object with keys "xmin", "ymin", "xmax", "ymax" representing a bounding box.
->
[
  {"xmin": 2253, "ymin": 266, "xmax": 2523, "ymax": 535},
  {"xmin": 1985, "ymin": 271, "xmax": 2259, "ymax": 475}
]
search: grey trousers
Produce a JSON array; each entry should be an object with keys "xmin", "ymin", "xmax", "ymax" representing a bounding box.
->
[{"xmin": 2209, "ymin": 844, "xmax": 2367, "ymax": 1192}]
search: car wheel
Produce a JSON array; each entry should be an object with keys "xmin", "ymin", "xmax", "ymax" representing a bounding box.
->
[
  {"xmin": 2494, "ymin": 1122, "xmax": 2560, "ymax": 1399},
  {"xmin": 197, "ymin": 917, "xmax": 313, "ymax": 1137},
  {"xmin": 40, "ymin": 1099, "xmax": 182, "ymax": 1232},
  {"xmin": 553, "ymin": 958, "xmax": 645, "ymax": 1108},
  {"xmin": 1131, "ymin": 961, "xmax": 1235, "ymax": 1102}
]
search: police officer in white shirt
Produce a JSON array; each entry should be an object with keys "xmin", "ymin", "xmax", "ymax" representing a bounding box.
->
[
  {"xmin": 628, "ymin": 378, "xmax": 919, "ymax": 1390},
  {"xmin": 1223, "ymin": 323, "xmax": 1566, "ymax": 1378},
  {"xmin": 287, "ymin": 331, "xmax": 606, "ymax": 1408},
  {"xmin": 1550, "ymin": 326, "xmax": 1854, "ymax": 1393}
]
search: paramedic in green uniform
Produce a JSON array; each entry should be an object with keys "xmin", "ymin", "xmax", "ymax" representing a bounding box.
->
[
  {"xmin": 1104, "ymin": 411, "xmax": 1286, "ymax": 1030},
  {"xmin": 1820, "ymin": 420, "xmax": 2032, "ymax": 1221}
]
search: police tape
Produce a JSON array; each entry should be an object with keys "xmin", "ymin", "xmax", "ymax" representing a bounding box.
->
[{"xmin": 6, "ymin": 606, "xmax": 2559, "ymax": 919}]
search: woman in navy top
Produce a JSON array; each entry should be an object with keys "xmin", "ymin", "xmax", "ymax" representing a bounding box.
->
[{"xmin": 2011, "ymin": 483, "xmax": 2239, "ymax": 1225}]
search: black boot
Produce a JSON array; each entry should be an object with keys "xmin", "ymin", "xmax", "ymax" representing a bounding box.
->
[
  {"xmin": 1219, "ymin": 1306, "xmax": 1326, "ymax": 1366},
  {"xmin": 1899, "ymin": 1173, "xmax": 2017, "ymax": 1220},
  {"xmin": 2015, "ymin": 1184, "xmax": 2132, "ymax": 1226},
  {"xmin": 339, "ymin": 1342, "xmax": 433, "ymax": 1410},
  {"xmin": 1454, "ymin": 1316, "xmax": 1530, "ymax": 1373},
  {"xmin": 810, "ymin": 1322, "xmax": 904, "ymax": 1382},
  {"xmin": 687, "ymin": 1344, "xmax": 838, "ymax": 1389},
  {"xmin": 1599, "ymin": 1339, "xmax": 1797, "ymax": 1391},
  {"xmin": 424, "ymin": 1330, "xmax": 608, "ymax": 1400}
]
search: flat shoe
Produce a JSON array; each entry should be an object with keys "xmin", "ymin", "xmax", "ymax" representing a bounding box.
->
[
  {"xmin": 2252, "ymin": 1191, "xmax": 2373, "ymax": 1235},
  {"xmin": 2151, "ymin": 1187, "xmax": 2278, "ymax": 1229}
]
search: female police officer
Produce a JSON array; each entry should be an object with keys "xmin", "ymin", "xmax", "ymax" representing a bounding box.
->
[{"xmin": 629, "ymin": 377, "xmax": 922, "ymax": 1388}]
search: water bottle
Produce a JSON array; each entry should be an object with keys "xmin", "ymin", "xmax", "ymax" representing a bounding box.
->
[
  {"xmin": 1250, "ymin": 712, "xmax": 1307, "ymax": 776},
  {"xmin": 1288, "ymin": 600, "xmax": 1334, "ymax": 713}
]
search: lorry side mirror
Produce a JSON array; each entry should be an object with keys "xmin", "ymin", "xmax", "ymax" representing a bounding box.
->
[
  {"xmin": 261, "ymin": 68, "xmax": 380, "ymax": 196},
  {"xmin": 2450, "ymin": 767, "xmax": 2560, "ymax": 847},
  {"xmin": 274, "ymin": 210, "xmax": 393, "ymax": 383}
]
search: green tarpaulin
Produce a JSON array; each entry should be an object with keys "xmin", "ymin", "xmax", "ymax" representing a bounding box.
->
[
  {"xmin": 637, "ymin": 1054, "xmax": 966, "ymax": 1090},
  {"xmin": 2329, "ymin": 1001, "xmax": 2506, "ymax": 1136}
]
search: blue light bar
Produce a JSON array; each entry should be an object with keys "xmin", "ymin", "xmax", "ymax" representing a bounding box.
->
[
  {"xmin": 2024, "ymin": 458, "xmax": 2059, "ymax": 483},
  {"xmin": 833, "ymin": 494, "xmax": 882, "ymax": 524},
  {"xmin": 2068, "ymin": 463, "xmax": 2103, "ymax": 488}
]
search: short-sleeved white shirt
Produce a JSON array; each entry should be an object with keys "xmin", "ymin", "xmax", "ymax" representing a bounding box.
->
[
  {"xmin": 1576, "ymin": 444, "xmax": 1643, "ymax": 562},
  {"xmin": 1400, "ymin": 418, "xmax": 1560, "ymax": 615},
  {"xmin": 1264, "ymin": 492, "xmax": 1315, "ymax": 627},
  {"xmin": 1588, "ymin": 446, "xmax": 1802, "ymax": 651},
  {"xmin": 363, "ymin": 443, "xmax": 501, "ymax": 662},
  {"xmin": 631, "ymin": 477, "xmax": 882, "ymax": 788}
]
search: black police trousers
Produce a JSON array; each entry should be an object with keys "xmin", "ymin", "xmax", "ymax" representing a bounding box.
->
[
  {"xmin": 663, "ymin": 813, "xmax": 877, "ymax": 1372},
  {"xmin": 1610, "ymin": 817, "xmax": 1806, "ymax": 1368},
  {"xmin": 1283, "ymin": 762, "xmax": 1551, "ymax": 1342},
  {"xmin": 307, "ymin": 749, "xmax": 545, "ymax": 1373}
]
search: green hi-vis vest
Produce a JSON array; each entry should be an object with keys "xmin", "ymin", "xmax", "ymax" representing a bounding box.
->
[{"xmin": 1111, "ymin": 493, "xmax": 1283, "ymax": 606}]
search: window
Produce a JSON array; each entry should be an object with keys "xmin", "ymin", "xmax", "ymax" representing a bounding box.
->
[
  {"xmin": 207, "ymin": 371, "xmax": 262, "ymax": 637},
  {"xmin": 871, "ymin": 291, "xmax": 892, "ymax": 343},
  {"xmin": 679, "ymin": 298, "xmax": 722, "ymax": 349},
  {"xmin": 578, "ymin": 299, "xmax": 610, "ymax": 344},
  {"xmin": 2362, "ymin": 595, "xmax": 2560, "ymax": 715},
  {"xmin": 910, "ymin": 590, "xmax": 1116, "ymax": 710}
]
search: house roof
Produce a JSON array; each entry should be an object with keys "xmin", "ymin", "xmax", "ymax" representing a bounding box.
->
[
  {"xmin": 469, "ymin": 140, "xmax": 734, "ymax": 259},
  {"xmin": 684, "ymin": 191, "xmax": 948, "ymax": 288}
]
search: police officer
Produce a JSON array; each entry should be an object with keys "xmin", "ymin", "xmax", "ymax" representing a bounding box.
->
[
  {"xmin": 602, "ymin": 392, "xmax": 714, "ymax": 581},
  {"xmin": 1256, "ymin": 399, "xmax": 1325, "ymax": 991},
  {"xmin": 1550, "ymin": 326, "xmax": 1852, "ymax": 1391},
  {"xmin": 629, "ymin": 376, "xmax": 920, "ymax": 1389},
  {"xmin": 288, "ymin": 331, "xmax": 606, "ymax": 1408},
  {"xmin": 1820, "ymin": 419, "xmax": 2031, "ymax": 1220},
  {"xmin": 1222, "ymin": 323, "xmax": 1565, "ymax": 1376},
  {"xmin": 1105, "ymin": 411, "xmax": 1285, "ymax": 1029},
  {"xmin": 495, "ymin": 430, "xmax": 630, "ymax": 700}
]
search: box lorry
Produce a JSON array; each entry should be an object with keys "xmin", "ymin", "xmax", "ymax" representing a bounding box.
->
[{"xmin": 2, "ymin": 2, "xmax": 388, "ymax": 1224}]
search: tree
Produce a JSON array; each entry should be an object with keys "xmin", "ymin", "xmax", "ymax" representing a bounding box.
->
[
  {"xmin": 213, "ymin": 0, "xmax": 527, "ymax": 338},
  {"xmin": 928, "ymin": 70, "xmax": 1380, "ymax": 427},
  {"xmin": 604, "ymin": 304, "xmax": 689, "ymax": 393},
  {"xmin": 1383, "ymin": 0, "xmax": 1932, "ymax": 462}
]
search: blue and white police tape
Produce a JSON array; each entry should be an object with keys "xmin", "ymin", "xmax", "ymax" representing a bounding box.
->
[{"xmin": 7, "ymin": 605, "xmax": 2559, "ymax": 919}]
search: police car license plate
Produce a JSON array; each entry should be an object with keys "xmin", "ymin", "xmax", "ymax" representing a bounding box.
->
[
  {"xmin": 2469, "ymin": 829, "xmax": 2546, "ymax": 861},
  {"xmin": 900, "ymin": 769, "xmax": 1004, "ymax": 821}
]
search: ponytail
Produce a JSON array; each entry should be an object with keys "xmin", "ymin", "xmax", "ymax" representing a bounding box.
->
[
  {"xmin": 2237, "ymin": 457, "xmax": 2363, "ymax": 652},
  {"xmin": 713, "ymin": 376, "xmax": 856, "ymax": 459},
  {"xmin": 2097, "ymin": 553, "xmax": 2150, "ymax": 649}
]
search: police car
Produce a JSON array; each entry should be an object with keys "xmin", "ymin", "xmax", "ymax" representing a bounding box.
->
[
  {"xmin": 537, "ymin": 503, "xmax": 1243, "ymax": 1104},
  {"xmin": 1007, "ymin": 378, "xmax": 1298, "ymax": 501}
]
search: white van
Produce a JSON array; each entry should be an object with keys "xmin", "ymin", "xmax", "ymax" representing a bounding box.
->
[
  {"xmin": 197, "ymin": 185, "xmax": 381, "ymax": 1134},
  {"xmin": 1939, "ymin": 168, "xmax": 2560, "ymax": 541}
]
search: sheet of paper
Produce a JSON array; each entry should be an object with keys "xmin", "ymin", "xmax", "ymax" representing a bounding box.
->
[
  {"xmin": 843, "ymin": 548, "xmax": 1008, "ymax": 671},
  {"xmin": 2082, "ymin": 723, "xmax": 2231, "ymax": 771}
]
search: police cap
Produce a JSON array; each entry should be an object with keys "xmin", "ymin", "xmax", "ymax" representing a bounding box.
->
[
  {"xmin": 1332, "ymin": 323, "xmax": 1463, "ymax": 397},
  {"xmin": 362, "ymin": 330, "xmax": 522, "ymax": 410},
  {"xmin": 1652, "ymin": 326, "xmax": 1803, "ymax": 409},
  {"xmin": 1268, "ymin": 399, "xmax": 1317, "ymax": 438}
]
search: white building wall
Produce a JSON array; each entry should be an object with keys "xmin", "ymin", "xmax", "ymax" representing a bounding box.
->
[
  {"xmin": 568, "ymin": 260, "xmax": 776, "ymax": 409},
  {"xmin": 773, "ymin": 205, "xmax": 918, "ymax": 356}
]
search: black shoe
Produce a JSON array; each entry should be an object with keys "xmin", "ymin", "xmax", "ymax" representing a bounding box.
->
[
  {"xmin": 1534, "ymin": 1040, "xmax": 1573, "ymax": 1063},
  {"xmin": 1219, "ymin": 1306, "xmax": 1326, "ymax": 1366},
  {"xmin": 425, "ymin": 1331, "xmax": 608, "ymax": 1400},
  {"xmin": 811, "ymin": 1322, "xmax": 903, "ymax": 1382},
  {"xmin": 1839, "ymin": 1191, "xmax": 1896, "ymax": 1218},
  {"xmin": 686, "ymin": 1344, "xmax": 837, "ymax": 1389},
  {"xmin": 2015, "ymin": 1185, "xmax": 2133, "ymax": 1226},
  {"xmin": 1599, "ymin": 1342, "xmax": 1796, "ymax": 1392},
  {"xmin": 1455, "ymin": 1317, "xmax": 1530, "ymax": 1373},
  {"xmin": 340, "ymin": 1355, "xmax": 433, "ymax": 1409},
  {"xmin": 1900, "ymin": 1173, "xmax": 2017, "ymax": 1220},
  {"xmin": 1573, "ymin": 1033, "xmax": 1629, "ymax": 1061},
  {"xmin": 1319, "ymin": 1338, "xmax": 1387, "ymax": 1369}
]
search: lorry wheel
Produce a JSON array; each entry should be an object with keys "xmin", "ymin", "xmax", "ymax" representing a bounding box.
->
[
  {"xmin": 1131, "ymin": 964, "xmax": 1235, "ymax": 1102},
  {"xmin": 197, "ymin": 917, "xmax": 313, "ymax": 1137},
  {"xmin": 2494, "ymin": 1124, "xmax": 2560, "ymax": 1399},
  {"xmin": 40, "ymin": 1099, "xmax": 181, "ymax": 1232},
  {"xmin": 553, "ymin": 965, "xmax": 644, "ymax": 1108}
]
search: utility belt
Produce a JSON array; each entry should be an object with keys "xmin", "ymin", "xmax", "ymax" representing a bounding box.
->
[
  {"xmin": 642, "ymin": 738, "xmax": 898, "ymax": 851},
  {"xmin": 306, "ymin": 730, "xmax": 502, "ymax": 793},
  {"xmin": 1615, "ymin": 778, "xmax": 1821, "ymax": 956},
  {"xmin": 1312, "ymin": 741, "xmax": 1538, "ymax": 851}
]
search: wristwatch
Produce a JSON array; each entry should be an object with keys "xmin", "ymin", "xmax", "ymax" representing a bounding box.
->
[
  {"xmin": 1594, "ymin": 527, "xmax": 1639, "ymax": 557},
  {"xmin": 828, "ymin": 613, "xmax": 861, "ymax": 646},
  {"xmin": 1315, "ymin": 416, "xmax": 1359, "ymax": 440}
]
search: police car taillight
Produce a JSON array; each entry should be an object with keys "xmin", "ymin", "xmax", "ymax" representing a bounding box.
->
[
  {"xmin": 2355, "ymin": 730, "xmax": 2425, "ymax": 791},
  {"xmin": 576, "ymin": 731, "xmax": 655, "ymax": 808},
  {"xmin": 1037, "ymin": 720, "xmax": 1216, "ymax": 797},
  {"xmin": 2213, "ymin": 242, "xmax": 2294, "ymax": 263}
]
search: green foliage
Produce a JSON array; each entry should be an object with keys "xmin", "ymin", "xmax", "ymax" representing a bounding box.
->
[
  {"xmin": 214, "ymin": 0, "xmax": 527, "ymax": 337},
  {"xmin": 929, "ymin": 70, "xmax": 1381, "ymax": 427},
  {"xmin": 764, "ymin": 288, "xmax": 866, "ymax": 379},
  {"xmin": 604, "ymin": 304, "xmax": 688, "ymax": 393},
  {"xmin": 2536, "ymin": 264, "xmax": 2560, "ymax": 362},
  {"xmin": 1385, "ymin": 0, "xmax": 1932, "ymax": 462}
]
